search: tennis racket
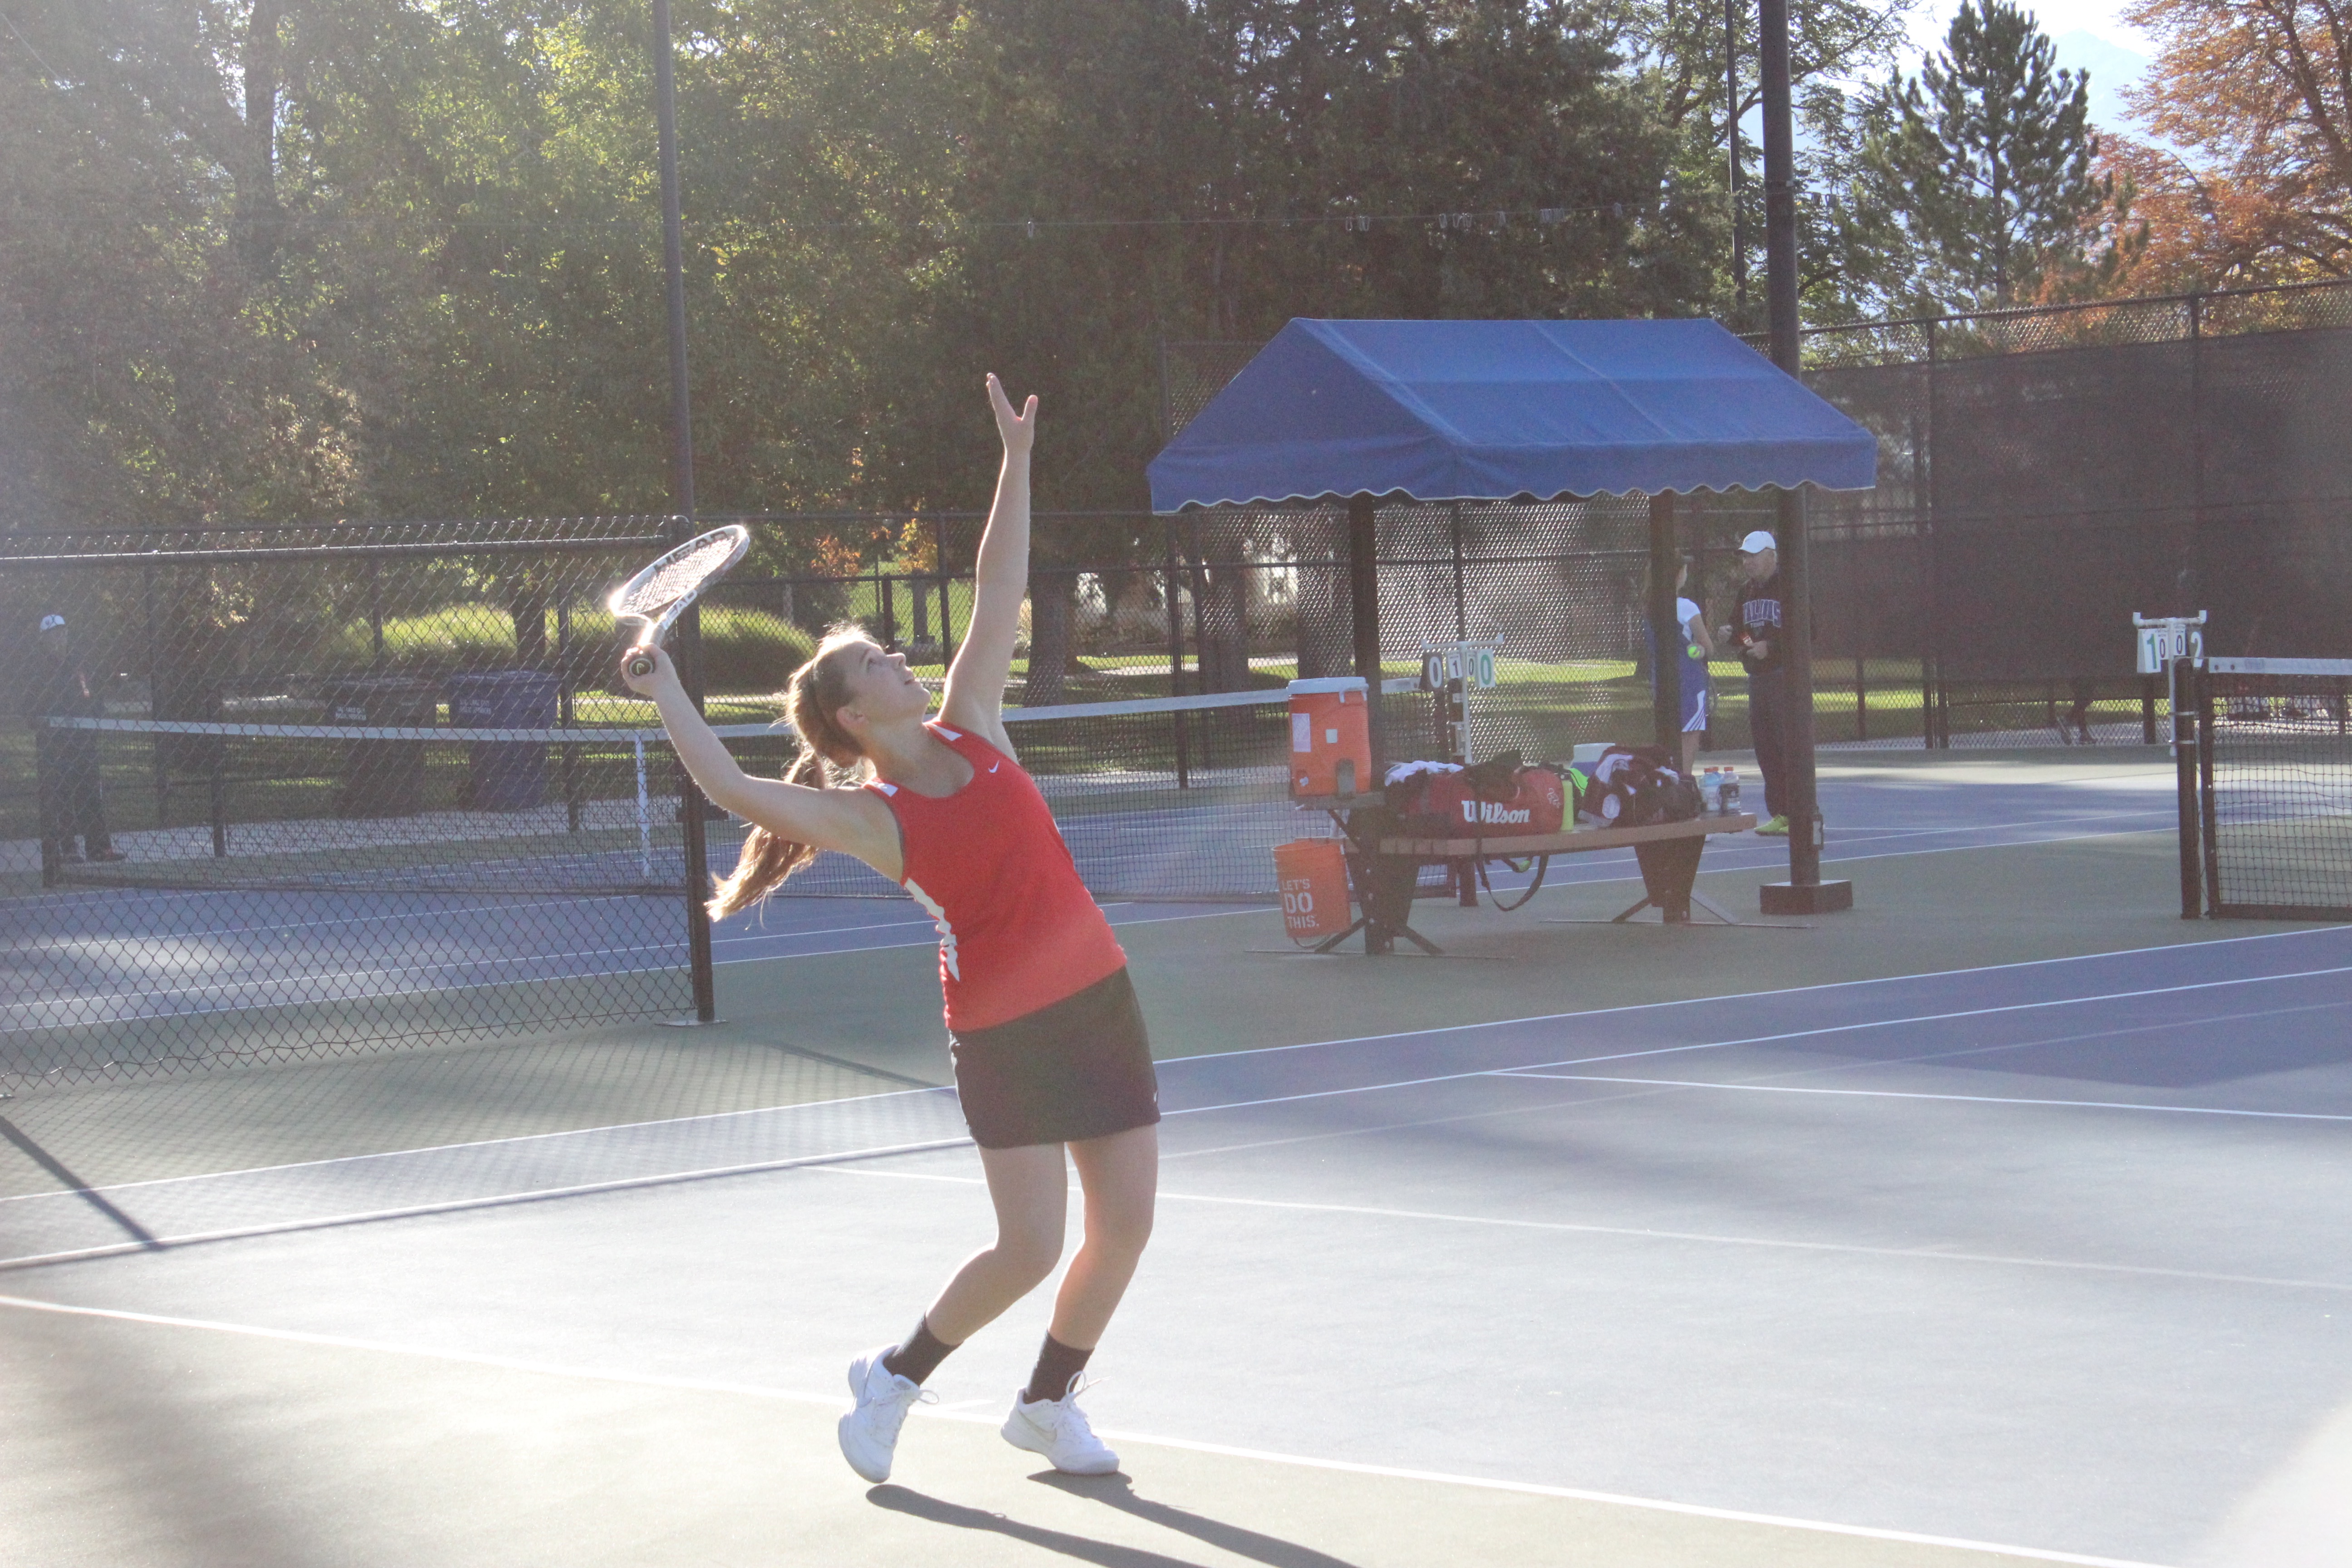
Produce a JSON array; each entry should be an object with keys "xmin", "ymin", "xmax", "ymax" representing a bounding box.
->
[{"xmin": 610, "ymin": 524, "xmax": 751, "ymax": 677}]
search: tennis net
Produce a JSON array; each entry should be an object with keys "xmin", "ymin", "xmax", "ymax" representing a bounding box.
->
[
  {"xmin": 24, "ymin": 686, "xmax": 1340, "ymax": 902},
  {"xmin": 2194, "ymin": 657, "xmax": 2352, "ymax": 921},
  {"xmin": 5, "ymin": 686, "xmax": 1371, "ymax": 1096}
]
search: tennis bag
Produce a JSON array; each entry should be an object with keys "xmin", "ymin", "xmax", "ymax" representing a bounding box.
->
[
  {"xmin": 1577, "ymin": 745, "xmax": 1702, "ymax": 828},
  {"xmin": 1388, "ymin": 752, "xmax": 1566, "ymax": 838}
]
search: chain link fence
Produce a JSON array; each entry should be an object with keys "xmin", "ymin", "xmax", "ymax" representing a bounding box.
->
[
  {"xmin": 1163, "ymin": 275, "xmax": 2352, "ymax": 751},
  {"xmin": 3, "ymin": 518, "xmax": 708, "ymax": 1097},
  {"xmin": 17, "ymin": 277, "xmax": 2351, "ymax": 1098}
]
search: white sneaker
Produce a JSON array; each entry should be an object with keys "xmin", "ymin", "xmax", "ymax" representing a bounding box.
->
[
  {"xmin": 837, "ymin": 1346, "xmax": 934, "ymax": 1482},
  {"xmin": 1001, "ymin": 1381, "xmax": 1120, "ymax": 1475}
]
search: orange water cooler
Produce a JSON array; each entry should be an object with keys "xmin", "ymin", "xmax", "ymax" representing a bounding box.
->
[{"xmin": 1287, "ymin": 677, "xmax": 1372, "ymax": 799}]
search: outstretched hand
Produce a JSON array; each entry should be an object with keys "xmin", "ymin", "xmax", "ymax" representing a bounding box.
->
[
  {"xmin": 620, "ymin": 642, "xmax": 679, "ymax": 697},
  {"xmin": 986, "ymin": 373, "xmax": 1037, "ymax": 456}
]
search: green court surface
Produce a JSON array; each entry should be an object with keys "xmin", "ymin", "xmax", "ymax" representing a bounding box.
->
[{"xmin": 5, "ymin": 752, "xmax": 2348, "ymax": 1568}]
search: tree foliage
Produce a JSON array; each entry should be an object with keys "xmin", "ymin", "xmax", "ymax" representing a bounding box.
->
[
  {"xmin": 1851, "ymin": 0, "xmax": 2112, "ymax": 311},
  {"xmin": 0, "ymin": 0, "xmax": 1916, "ymax": 540},
  {"xmin": 2104, "ymin": 0, "xmax": 2352, "ymax": 291}
]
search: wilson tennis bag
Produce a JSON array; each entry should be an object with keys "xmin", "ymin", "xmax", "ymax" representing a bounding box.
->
[{"xmin": 1387, "ymin": 752, "xmax": 1566, "ymax": 838}]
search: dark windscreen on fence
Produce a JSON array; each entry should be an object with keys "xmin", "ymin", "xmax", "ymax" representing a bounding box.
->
[{"xmin": 1164, "ymin": 279, "xmax": 2352, "ymax": 750}]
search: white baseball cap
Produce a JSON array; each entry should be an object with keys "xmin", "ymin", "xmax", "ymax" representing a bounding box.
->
[
  {"xmin": 1736, "ymin": 530, "xmax": 1777, "ymax": 554},
  {"xmin": 39, "ymin": 614, "xmax": 65, "ymax": 632}
]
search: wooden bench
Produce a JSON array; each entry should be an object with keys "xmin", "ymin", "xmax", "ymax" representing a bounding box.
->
[{"xmin": 1317, "ymin": 812, "xmax": 1757, "ymax": 955}]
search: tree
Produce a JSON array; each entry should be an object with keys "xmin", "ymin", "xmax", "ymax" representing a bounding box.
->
[
  {"xmin": 1863, "ymin": 0, "xmax": 2111, "ymax": 309},
  {"xmin": 2102, "ymin": 0, "xmax": 2352, "ymax": 290},
  {"xmin": 0, "ymin": 1, "xmax": 363, "ymax": 534},
  {"xmin": 1622, "ymin": 0, "xmax": 1918, "ymax": 325}
]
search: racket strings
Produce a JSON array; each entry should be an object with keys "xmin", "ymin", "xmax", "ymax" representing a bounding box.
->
[{"xmin": 615, "ymin": 537, "xmax": 741, "ymax": 616}]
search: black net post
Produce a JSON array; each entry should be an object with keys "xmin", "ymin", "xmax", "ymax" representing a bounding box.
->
[
  {"xmin": 2174, "ymin": 655, "xmax": 2202, "ymax": 918},
  {"xmin": 1648, "ymin": 493, "xmax": 1681, "ymax": 752},
  {"xmin": 1922, "ymin": 318, "xmax": 1944, "ymax": 750},
  {"xmin": 2197, "ymin": 668, "xmax": 2220, "ymax": 914},
  {"xmin": 667, "ymin": 514, "xmax": 719, "ymax": 1025}
]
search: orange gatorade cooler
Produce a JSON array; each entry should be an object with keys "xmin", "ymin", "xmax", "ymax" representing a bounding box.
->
[
  {"xmin": 1287, "ymin": 676, "xmax": 1372, "ymax": 798},
  {"xmin": 1274, "ymin": 838, "xmax": 1353, "ymax": 943}
]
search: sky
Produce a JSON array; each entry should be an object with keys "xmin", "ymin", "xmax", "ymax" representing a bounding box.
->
[
  {"xmin": 1900, "ymin": 0, "xmax": 2160, "ymax": 136},
  {"xmin": 1904, "ymin": 0, "xmax": 2156, "ymax": 57}
]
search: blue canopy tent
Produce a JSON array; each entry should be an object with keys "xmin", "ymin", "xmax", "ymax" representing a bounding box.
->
[
  {"xmin": 1148, "ymin": 317, "xmax": 1877, "ymax": 512},
  {"xmin": 1146, "ymin": 317, "xmax": 1877, "ymax": 845}
]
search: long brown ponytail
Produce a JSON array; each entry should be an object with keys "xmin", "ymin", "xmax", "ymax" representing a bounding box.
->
[{"xmin": 707, "ymin": 627, "xmax": 873, "ymax": 919}]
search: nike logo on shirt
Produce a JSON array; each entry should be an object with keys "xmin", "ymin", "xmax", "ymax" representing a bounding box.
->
[{"xmin": 989, "ymin": 762, "xmax": 1001, "ymax": 773}]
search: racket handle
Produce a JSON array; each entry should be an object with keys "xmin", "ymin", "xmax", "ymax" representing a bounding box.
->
[{"xmin": 627, "ymin": 651, "xmax": 657, "ymax": 678}]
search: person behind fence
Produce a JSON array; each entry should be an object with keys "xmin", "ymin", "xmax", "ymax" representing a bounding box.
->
[
  {"xmin": 1642, "ymin": 555, "xmax": 1714, "ymax": 775},
  {"xmin": 1718, "ymin": 533, "xmax": 1791, "ymax": 838},
  {"xmin": 29, "ymin": 613, "xmax": 122, "ymax": 866}
]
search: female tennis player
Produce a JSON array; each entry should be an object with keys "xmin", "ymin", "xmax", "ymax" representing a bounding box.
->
[{"xmin": 621, "ymin": 375, "xmax": 1156, "ymax": 1483}]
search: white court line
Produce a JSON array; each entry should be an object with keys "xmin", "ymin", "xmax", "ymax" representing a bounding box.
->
[
  {"xmin": 1472, "ymin": 813, "xmax": 2180, "ymax": 888},
  {"xmin": 1142, "ymin": 963, "xmax": 2352, "ymax": 1128},
  {"xmin": 0, "ymin": 1086, "xmax": 953, "ymax": 1205},
  {"xmin": 1495, "ymin": 1072, "xmax": 2352, "ymax": 1124},
  {"xmin": 0, "ymin": 1133, "xmax": 976, "ymax": 1271},
  {"xmin": 12, "ymin": 928, "xmax": 2347, "ymax": 1209},
  {"xmin": 0, "ymin": 1290, "xmax": 2174, "ymax": 1568},
  {"xmin": 1150, "ymin": 1002, "xmax": 2352, "ymax": 1166},
  {"xmin": 1750, "ymin": 808, "xmax": 2172, "ymax": 849},
  {"xmin": 814, "ymin": 1165, "xmax": 2352, "ymax": 1298},
  {"xmin": 1154, "ymin": 922, "xmax": 2352, "ymax": 1071},
  {"xmin": 10, "ymin": 892, "xmax": 646, "ymax": 949},
  {"xmin": 2, "ymin": 936, "xmax": 690, "ymax": 1019}
]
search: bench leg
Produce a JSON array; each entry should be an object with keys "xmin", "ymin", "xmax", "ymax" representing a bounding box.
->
[
  {"xmin": 1632, "ymin": 837, "xmax": 1705, "ymax": 924},
  {"xmin": 1351, "ymin": 851, "xmax": 1446, "ymax": 957}
]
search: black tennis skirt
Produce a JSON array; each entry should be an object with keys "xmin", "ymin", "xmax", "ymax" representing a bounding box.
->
[{"xmin": 949, "ymin": 967, "xmax": 1160, "ymax": 1150}]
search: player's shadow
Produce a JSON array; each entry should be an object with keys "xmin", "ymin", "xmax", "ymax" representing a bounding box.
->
[
  {"xmin": 867, "ymin": 1478, "xmax": 1365, "ymax": 1568},
  {"xmin": 1032, "ymin": 1470, "xmax": 1366, "ymax": 1568},
  {"xmin": 867, "ymin": 1485, "xmax": 1207, "ymax": 1567}
]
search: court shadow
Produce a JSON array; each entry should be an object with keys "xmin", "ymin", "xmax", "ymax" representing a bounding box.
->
[
  {"xmin": 0, "ymin": 1113, "xmax": 161, "ymax": 1250},
  {"xmin": 866, "ymin": 1484, "xmax": 1213, "ymax": 1567},
  {"xmin": 1030, "ymin": 1470, "xmax": 1367, "ymax": 1568}
]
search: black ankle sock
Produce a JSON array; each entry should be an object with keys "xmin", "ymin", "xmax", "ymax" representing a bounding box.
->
[
  {"xmin": 1021, "ymin": 1333, "xmax": 1094, "ymax": 1405},
  {"xmin": 881, "ymin": 1316, "xmax": 958, "ymax": 1385}
]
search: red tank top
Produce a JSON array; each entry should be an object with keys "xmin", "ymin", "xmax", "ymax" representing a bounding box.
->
[{"xmin": 866, "ymin": 721, "xmax": 1127, "ymax": 1032}]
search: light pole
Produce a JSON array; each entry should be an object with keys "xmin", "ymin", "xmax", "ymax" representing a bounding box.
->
[
  {"xmin": 652, "ymin": 0, "xmax": 720, "ymax": 1018},
  {"xmin": 1758, "ymin": 0, "xmax": 1852, "ymax": 915},
  {"xmin": 1726, "ymin": 0, "xmax": 1747, "ymax": 316}
]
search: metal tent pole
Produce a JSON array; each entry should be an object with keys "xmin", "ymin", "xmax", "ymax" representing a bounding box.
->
[
  {"xmin": 1648, "ymin": 494, "xmax": 1682, "ymax": 752},
  {"xmin": 1348, "ymin": 494, "xmax": 1385, "ymax": 779},
  {"xmin": 1759, "ymin": 0, "xmax": 1851, "ymax": 915}
]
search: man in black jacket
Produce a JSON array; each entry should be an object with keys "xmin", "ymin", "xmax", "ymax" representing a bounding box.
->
[
  {"xmin": 1719, "ymin": 532, "xmax": 1791, "ymax": 837},
  {"xmin": 29, "ymin": 614, "xmax": 122, "ymax": 867}
]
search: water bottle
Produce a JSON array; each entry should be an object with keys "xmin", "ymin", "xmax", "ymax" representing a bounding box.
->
[
  {"xmin": 1720, "ymin": 767, "xmax": 1741, "ymax": 816},
  {"xmin": 1700, "ymin": 767, "xmax": 1722, "ymax": 813}
]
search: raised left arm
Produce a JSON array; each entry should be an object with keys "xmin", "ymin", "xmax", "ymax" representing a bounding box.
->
[{"xmin": 939, "ymin": 374, "xmax": 1036, "ymax": 753}]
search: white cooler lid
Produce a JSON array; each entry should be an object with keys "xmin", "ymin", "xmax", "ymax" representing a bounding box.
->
[{"xmin": 1285, "ymin": 676, "xmax": 1367, "ymax": 696}]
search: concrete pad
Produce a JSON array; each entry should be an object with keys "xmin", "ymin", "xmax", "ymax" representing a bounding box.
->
[{"xmin": 0, "ymin": 1298, "xmax": 2145, "ymax": 1568}]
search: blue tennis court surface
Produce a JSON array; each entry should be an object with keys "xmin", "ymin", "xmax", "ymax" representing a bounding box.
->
[{"xmin": 7, "ymin": 918, "xmax": 2349, "ymax": 1564}]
